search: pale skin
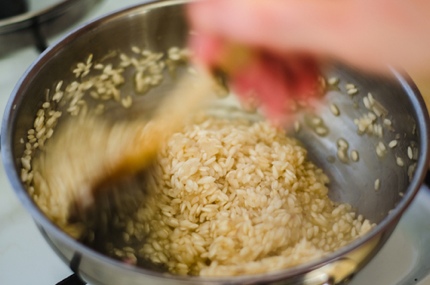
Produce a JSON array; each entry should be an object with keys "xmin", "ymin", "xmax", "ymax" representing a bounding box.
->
[{"xmin": 187, "ymin": 0, "xmax": 430, "ymax": 116}]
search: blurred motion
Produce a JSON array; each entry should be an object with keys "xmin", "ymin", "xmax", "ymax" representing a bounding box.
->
[
  {"xmin": 187, "ymin": 0, "xmax": 430, "ymax": 108},
  {"xmin": 189, "ymin": 35, "xmax": 322, "ymax": 125},
  {"xmin": 32, "ymin": 72, "xmax": 214, "ymax": 229}
]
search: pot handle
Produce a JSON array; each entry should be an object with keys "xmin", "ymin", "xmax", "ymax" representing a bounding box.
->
[{"xmin": 302, "ymin": 258, "xmax": 357, "ymax": 285}]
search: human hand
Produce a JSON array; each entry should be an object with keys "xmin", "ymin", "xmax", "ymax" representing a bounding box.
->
[
  {"xmin": 189, "ymin": 34, "xmax": 322, "ymax": 124},
  {"xmin": 187, "ymin": 0, "xmax": 430, "ymax": 120}
]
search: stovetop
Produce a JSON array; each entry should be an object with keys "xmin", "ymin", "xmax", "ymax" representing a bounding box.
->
[{"xmin": 0, "ymin": 0, "xmax": 430, "ymax": 284}]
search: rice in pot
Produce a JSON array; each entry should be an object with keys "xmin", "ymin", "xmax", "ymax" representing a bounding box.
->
[
  {"xmin": 22, "ymin": 48, "xmax": 375, "ymax": 277},
  {"xmin": 109, "ymin": 113, "xmax": 373, "ymax": 276}
]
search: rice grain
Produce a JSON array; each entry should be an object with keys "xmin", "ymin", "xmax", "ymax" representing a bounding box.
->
[{"xmin": 117, "ymin": 115, "xmax": 375, "ymax": 276}]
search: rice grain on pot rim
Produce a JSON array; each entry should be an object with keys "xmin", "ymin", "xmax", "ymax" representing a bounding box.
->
[{"xmin": 109, "ymin": 113, "xmax": 374, "ymax": 276}]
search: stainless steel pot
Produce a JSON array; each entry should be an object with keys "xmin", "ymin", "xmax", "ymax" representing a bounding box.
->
[{"xmin": 2, "ymin": 0, "xmax": 430, "ymax": 284}]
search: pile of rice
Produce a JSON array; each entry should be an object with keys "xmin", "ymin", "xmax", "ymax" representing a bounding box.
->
[{"xmin": 115, "ymin": 114, "xmax": 373, "ymax": 276}]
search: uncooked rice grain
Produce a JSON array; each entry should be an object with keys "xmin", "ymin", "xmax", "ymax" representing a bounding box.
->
[
  {"xmin": 396, "ymin": 156, "xmax": 405, "ymax": 167},
  {"xmin": 329, "ymin": 103, "xmax": 340, "ymax": 116},
  {"xmin": 118, "ymin": 114, "xmax": 374, "ymax": 276},
  {"xmin": 350, "ymin": 150, "xmax": 359, "ymax": 162},
  {"xmin": 328, "ymin": 77, "xmax": 339, "ymax": 86}
]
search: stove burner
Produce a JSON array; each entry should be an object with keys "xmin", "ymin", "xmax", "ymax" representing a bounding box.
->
[
  {"xmin": 0, "ymin": 0, "xmax": 28, "ymax": 20},
  {"xmin": 0, "ymin": 0, "xmax": 101, "ymax": 54}
]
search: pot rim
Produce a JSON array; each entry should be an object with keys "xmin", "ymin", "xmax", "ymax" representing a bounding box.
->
[{"xmin": 2, "ymin": 0, "xmax": 429, "ymax": 283}]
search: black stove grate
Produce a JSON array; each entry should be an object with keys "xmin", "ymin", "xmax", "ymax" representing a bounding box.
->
[
  {"xmin": 0, "ymin": 0, "xmax": 101, "ymax": 55},
  {"xmin": 0, "ymin": 0, "xmax": 28, "ymax": 20},
  {"xmin": 57, "ymin": 274, "xmax": 86, "ymax": 285}
]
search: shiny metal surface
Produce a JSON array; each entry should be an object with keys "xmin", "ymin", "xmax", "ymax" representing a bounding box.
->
[{"xmin": 1, "ymin": 0, "xmax": 430, "ymax": 284}]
